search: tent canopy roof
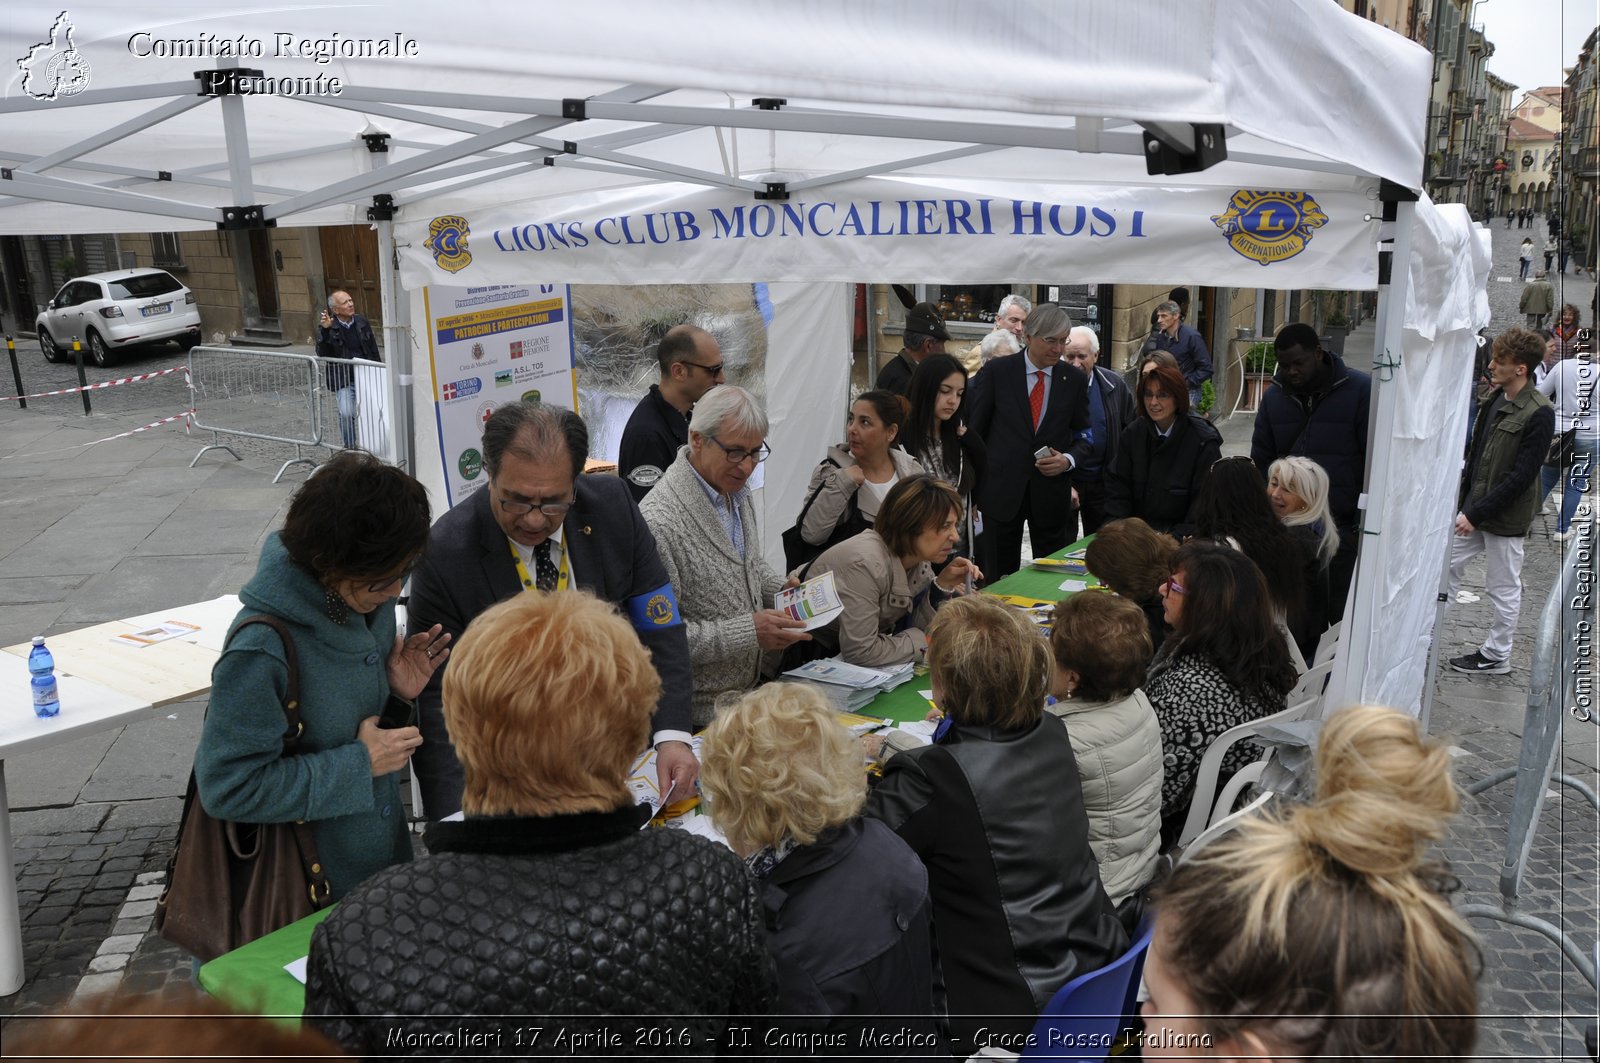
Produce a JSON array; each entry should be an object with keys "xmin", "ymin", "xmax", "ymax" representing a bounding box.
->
[{"xmin": 0, "ymin": 0, "xmax": 1430, "ymax": 236}]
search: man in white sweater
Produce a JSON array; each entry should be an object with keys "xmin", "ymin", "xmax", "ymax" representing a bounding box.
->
[{"xmin": 640, "ymin": 386, "xmax": 809, "ymax": 725}]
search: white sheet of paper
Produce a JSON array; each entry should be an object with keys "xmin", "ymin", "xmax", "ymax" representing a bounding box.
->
[
  {"xmin": 1058, "ymin": 578, "xmax": 1088, "ymax": 593},
  {"xmin": 896, "ymin": 719, "xmax": 939, "ymax": 745},
  {"xmin": 111, "ymin": 621, "xmax": 200, "ymax": 648},
  {"xmin": 774, "ymin": 570, "xmax": 845, "ymax": 631},
  {"xmin": 285, "ymin": 956, "xmax": 308, "ymax": 984}
]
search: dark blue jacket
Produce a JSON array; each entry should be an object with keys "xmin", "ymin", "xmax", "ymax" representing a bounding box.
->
[
  {"xmin": 315, "ymin": 313, "xmax": 381, "ymax": 391},
  {"xmin": 759, "ymin": 818, "xmax": 936, "ymax": 1055},
  {"xmin": 1250, "ymin": 355, "xmax": 1372, "ymax": 525},
  {"xmin": 1152, "ymin": 324, "xmax": 1212, "ymax": 387}
]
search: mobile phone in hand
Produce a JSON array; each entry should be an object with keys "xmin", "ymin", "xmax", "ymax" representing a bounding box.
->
[
  {"xmin": 378, "ymin": 695, "xmax": 416, "ymax": 730},
  {"xmin": 1033, "ymin": 446, "xmax": 1053, "ymax": 461}
]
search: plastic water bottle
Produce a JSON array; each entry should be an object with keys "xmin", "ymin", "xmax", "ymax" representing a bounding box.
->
[{"xmin": 28, "ymin": 636, "xmax": 60, "ymax": 718}]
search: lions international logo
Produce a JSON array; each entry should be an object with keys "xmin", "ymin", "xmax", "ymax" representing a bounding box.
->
[
  {"xmin": 644, "ymin": 594, "xmax": 675, "ymax": 626},
  {"xmin": 1210, "ymin": 191, "xmax": 1328, "ymax": 266},
  {"xmin": 425, "ymin": 215, "xmax": 472, "ymax": 274},
  {"xmin": 17, "ymin": 12, "xmax": 93, "ymax": 101}
]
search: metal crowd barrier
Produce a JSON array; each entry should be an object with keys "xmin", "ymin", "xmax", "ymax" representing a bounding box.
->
[
  {"xmin": 1458, "ymin": 530, "xmax": 1598, "ymax": 991},
  {"xmin": 188, "ymin": 348, "xmax": 394, "ymax": 481},
  {"xmin": 312, "ymin": 356, "xmax": 393, "ymax": 461}
]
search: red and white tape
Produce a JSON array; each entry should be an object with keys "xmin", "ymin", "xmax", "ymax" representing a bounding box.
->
[
  {"xmin": 0, "ymin": 364, "xmax": 188, "ymax": 402},
  {"xmin": 83, "ymin": 409, "xmax": 195, "ymax": 446}
]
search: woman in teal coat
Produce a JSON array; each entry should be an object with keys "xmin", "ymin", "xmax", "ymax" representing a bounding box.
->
[{"xmin": 195, "ymin": 451, "xmax": 449, "ymax": 899}]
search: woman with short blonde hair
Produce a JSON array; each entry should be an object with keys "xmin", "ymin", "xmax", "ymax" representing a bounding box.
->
[
  {"xmin": 305, "ymin": 591, "xmax": 775, "ymax": 1053},
  {"xmin": 866, "ymin": 595, "xmax": 1125, "ymax": 1048},
  {"xmin": 700, "ymin": 684, "xmax": 934, "ymax": 1041}
]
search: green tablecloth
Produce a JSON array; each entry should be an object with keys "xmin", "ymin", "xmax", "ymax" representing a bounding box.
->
[{"xmin": 198, "ymin": 906, "xmax": 331, "ymax": 1021}]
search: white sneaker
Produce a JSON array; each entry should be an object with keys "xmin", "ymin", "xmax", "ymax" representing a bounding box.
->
[
  {"xmin": 1553, "ymin": 529, "xmax": 1574, "ymax": 542},
  {"xmin": 1543, "ymin": 496, "xmax": 1558, "ymax": 514}
]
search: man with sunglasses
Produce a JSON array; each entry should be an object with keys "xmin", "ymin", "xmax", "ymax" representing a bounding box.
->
[
  {"xmin": 408, "ymin": 402, "xmax": 696, "ymax": 819},
  {"xmin": 619, "ymin": 324, "xmax": 725, "ymax": 500},
  {"xmin": 641, "ymin": 386, "xmax": 810, "ymax": 725}
]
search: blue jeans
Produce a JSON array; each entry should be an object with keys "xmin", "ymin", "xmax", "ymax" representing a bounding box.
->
[
  {"xmin": 336, "ymin": 385, "xmax": 359, "ymax": 449},
  {"xmin": 1541, "ymin": 431, "xmax": 1595, "ymax": 533}
]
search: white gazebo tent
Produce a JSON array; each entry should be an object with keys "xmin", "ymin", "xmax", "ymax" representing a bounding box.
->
[{"xmin": 0, "ymin": 0, "xmax": 1491, "ymax": 723}]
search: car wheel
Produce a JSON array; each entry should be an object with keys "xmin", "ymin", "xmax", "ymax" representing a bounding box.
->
[
  {"xmin": 37, "ymin": 327, "xmax": 61, "ymax": 363},
  {"xmin": 177, "ymin": 334, "xmax": 200, "ymax": 352},
  {"xmin": 86, "ymin": 329, "xmax": 114, "ymax": 368}
]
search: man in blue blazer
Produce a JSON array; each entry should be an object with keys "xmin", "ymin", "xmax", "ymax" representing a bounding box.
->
[
  {"xmin": 968, "ymin": 304, "xmax": 1093, "ymax": 580},
  {"xmin": 408, "ymin": 402, "xmax": 697, "ymax": 820}
]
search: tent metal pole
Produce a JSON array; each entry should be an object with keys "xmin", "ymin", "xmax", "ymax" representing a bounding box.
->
[
  {"xmin": 0, "ymin": 80, "xmax": 195, "ymax": 114},
  {"xmin": 375, "ymin": 217, "xmax": 411, "ymax": 474},
  {"xmin": 15, "ymin": 96, "xmax": 209, "ymax": 175},
  {"xmin": 217, "ymin": 88, "xmax": 256, "ymax": 206},
  {"xmin": 1331, "ymin": 198, "xmax": 1419, "ymax": 714},
  {"xmin": 786, "ymin": 146, "xmax": 1001, "ymax": 192},
  {"xmin": 0, "ymin": 170, "xmax": 218, "ymax": 222}
]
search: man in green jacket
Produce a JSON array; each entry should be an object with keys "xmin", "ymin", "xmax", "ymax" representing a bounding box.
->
[{"xmin": 1447, "ymin": 328, "xmax": 1556, "ymax": 674}]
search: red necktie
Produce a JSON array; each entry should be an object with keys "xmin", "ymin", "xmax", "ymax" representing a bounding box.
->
[{"xmin": 1029, "ymin": 370, "xmax": 1046, "ymax": 430}]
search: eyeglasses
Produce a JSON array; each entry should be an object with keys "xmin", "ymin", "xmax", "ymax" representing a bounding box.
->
[
  {"xmin": 683, "ymin": 360, "xmax": 725, "ymax": 376},
  {"xmin": 365, "ymin": 561, "xmax": 418, "ymax": 594},
  {"xmin": 707, "ymin": 436, "xmax": 771, "ymax": 465},
  {"xmin": 1162, "ymin": 576, "xmax": 1186, "ymax": 596},
  {"xmin": 1142, "ymin": 391, "xmax": 1173, "ymax": 402},
  {"xmin": 497, "ymin": 496, "xmax": 575, "ymax": 519}
]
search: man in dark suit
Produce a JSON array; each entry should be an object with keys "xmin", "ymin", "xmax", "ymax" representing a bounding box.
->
[
  {"xmin": 408, "ymin": 402, "xmax": 697, "ymax": 820},
  {"xmin": 315, "ymin": 290, "xmax": 382, "ymax": 449},
  {"xmin": 968, "ymin": 303, "xmax": 1092, "ymax": 579},
  {"xmin": 1063, "ymin": 325, "xmax": 1135, "ymax": 536}
]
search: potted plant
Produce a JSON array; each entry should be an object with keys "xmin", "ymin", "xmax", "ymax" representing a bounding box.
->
[
  {"xmin": 1324, "ymin": 293, "xmax": 1351, "ymax": 353},
  {"xmin": 1241, "ymin": 341, "xmax": 1276, "ymax": 410}
]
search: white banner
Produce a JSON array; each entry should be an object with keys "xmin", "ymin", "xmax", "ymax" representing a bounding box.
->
[
  {"xmin": 398, "ymin": 179, "xmax": 1383, "ymax": 290},
  {"xmin": 421, "ymin": 284, "xmax": 577, "ymax": 508}
]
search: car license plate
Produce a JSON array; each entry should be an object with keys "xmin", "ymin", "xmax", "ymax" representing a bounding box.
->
[{"xmin": 140, "ymin": 303, "xmax": 171, "ymax": 317}]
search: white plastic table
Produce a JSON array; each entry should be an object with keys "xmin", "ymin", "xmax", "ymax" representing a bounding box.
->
[{"xmin": 0, "ymin": 656, "xmax": 157, "ymax": 995}]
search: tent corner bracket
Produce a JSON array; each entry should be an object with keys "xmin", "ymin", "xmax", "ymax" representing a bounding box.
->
[
  {"xmin": 363, "ymin": 133, "xmax": 391, "ymax": 154},
  {"xmin": 368, "ymin": 194, "xmax": 396, "ymax": 221},
  {"xmin": 752, "ymin": 98, "xmax": 787, "ymax": 110},
  {"xmin": 562, "ymin": 99, "xmax": 586, "ymax": 121},
  {"xmin": 217, "ymin": 205, "xmax": 275, "ymax": 231},
  {"xmin": 756, "ymin": 182, "xmax": 789, "ymax": 201},
  {"xmin": 195, "ymin": 68, "xmax": 266, "ymax": 97},
  {"xmin": 1141, "ymin": 122, "xmax": 1226, "ymax": 176}
]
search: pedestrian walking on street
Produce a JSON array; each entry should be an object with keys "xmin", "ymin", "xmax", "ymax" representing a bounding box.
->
[
  {"xmin": 1520, "ymin": 270, "xmax": 1554, "ymax": 329},
  {"xmin": 1518, "ymin": 237, "xmax": 1534, "ymax": 280},
  {"xmin": 1543, "ymin": 233, "xmax": 1557, "ymax": 273},
  {"xmin": 1506, "ymin": 209, "xmax": 1515, "ymax": 229},
  {"xmin": 1448, "ymin": 328, "xmax": 1555, "ymax": 675}
]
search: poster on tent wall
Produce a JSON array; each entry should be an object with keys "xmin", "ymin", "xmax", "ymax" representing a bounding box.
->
[{"xmin": 422, "ymin": 284, "xmax": 577, "ymax": 507}]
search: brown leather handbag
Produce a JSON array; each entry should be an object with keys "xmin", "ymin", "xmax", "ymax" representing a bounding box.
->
[{"xmin": 154, "ymin": 615, "xmax": 333, "ymax": 962}]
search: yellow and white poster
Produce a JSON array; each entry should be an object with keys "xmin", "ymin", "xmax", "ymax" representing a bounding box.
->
[{"xmin": 423, "ymin": 284, "xmax": 577, "ymax": 507}]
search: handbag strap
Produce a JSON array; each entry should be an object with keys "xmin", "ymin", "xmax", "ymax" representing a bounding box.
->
[
  {"xmin": 228, "ymin": 614, "xmax": 304, "ymax": 752},
  {"xmin": 793, "ymin": 457, "xmax": 841, "ymax": 535}
]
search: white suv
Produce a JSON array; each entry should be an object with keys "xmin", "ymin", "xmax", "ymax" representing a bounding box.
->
[{"xmin": 36, "ymin": 268, "xmax": 202, "ymax": 368}]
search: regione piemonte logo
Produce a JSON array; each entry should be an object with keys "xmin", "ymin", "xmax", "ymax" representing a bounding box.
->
[{"xmin": 17, "ymin": 11, "xmax": 93, "ymax": 100}]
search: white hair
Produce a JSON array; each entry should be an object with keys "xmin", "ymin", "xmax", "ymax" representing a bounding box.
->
[
  {"xmin": 980, "ymin": 329, "xmax": 1022, "ymax": 359},
  {"xmin": 1069, "ymin": 325, "xmax": 1100, "ymax": 355},
  {"xmin": 689, "ymin": 385, "xmax": 768, "ymax": 439},
  {"xmin": 1270, "ymin": 456, "xmax": 1340, "ymax": 564},
  {"xmin": 997, "ymin": 293, "xmax": 1033, "ymax": 318}
]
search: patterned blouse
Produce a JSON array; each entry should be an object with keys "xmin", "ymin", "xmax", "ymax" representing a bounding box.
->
[{"xmin": 1144, "ymin": 645, "xmax": 1286, "ymax": 820}]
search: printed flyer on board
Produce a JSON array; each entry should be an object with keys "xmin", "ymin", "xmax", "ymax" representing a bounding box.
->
[{"xmin": 424, "ymin": 284, "xmax": 577, "ymax": 506}]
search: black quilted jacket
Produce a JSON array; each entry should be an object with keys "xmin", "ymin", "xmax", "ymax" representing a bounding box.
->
[{"xmin": 303, "ymin": 804, "xmax": 777, "ymax": 1058}]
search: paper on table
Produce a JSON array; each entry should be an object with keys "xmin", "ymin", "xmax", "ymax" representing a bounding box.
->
[
  {"xmin": 895, "ymin": 719, "xmax": 939, "ymax": 745},
  {"xmin": 783, "ymin": 658, "xmax": 895, "ymax": 689},
  {"xmin": 111, "ymin": 621, "xmax": 200, "ymax": 648},
  {"xmin": 774, "ymin": 570, "xmax": 844, "ymax": 631},
  {"xmin": 1058, "ymin": 578, "xmax": 1088, "ymax": 593},
  {"xmin": 626, "ymin": 736, "xmax": 707, "ymax": 806},
  {"xmin": 285, "ymin": 956, "xmax": 308, "ymax": 984}
]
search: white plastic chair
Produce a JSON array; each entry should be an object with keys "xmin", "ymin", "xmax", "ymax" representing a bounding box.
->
[{"xmin": 1176, "ymin": 659, "xmax": 1333, "ymax": 846}]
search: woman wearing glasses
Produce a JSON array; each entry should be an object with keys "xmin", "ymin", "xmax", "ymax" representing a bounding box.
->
[
  {"xmin": 1104, "ymin": 363, "xmax": 1222, "ymax": 536},
  {"xmin": 196, "ymin": 451, "xmax": 448, "ymax": 902},
  {"xmin": 641, "ymin": 386, "xmax": 810, "ymax": 727},
  {"xmin": 1145, "ymin": 540, "xmax": 1297, "ymax": 843}
]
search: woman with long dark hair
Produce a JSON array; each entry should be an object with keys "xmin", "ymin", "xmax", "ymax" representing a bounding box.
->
[
  {"xmin": 796, "ymin": 389, "xmax": 923, "ymax": 555},
  {"xmin": 1193, "ymin": 455, "xmax": 1321, "ymax": 661},
  {"xmin": 901, "ymin": 353, "xmax": 986, "ymax": 559},
  {"xmin": 1146, "ymin": 540, "xmax": 1298, "ymax": 841}
]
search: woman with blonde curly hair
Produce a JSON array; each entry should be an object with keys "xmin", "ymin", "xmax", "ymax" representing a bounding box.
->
[
  {"xmin": 1141, "ymin": 704, "xmax": 1480, "ymax": 1061},
  {"xmin": 700, "ymin": 683, "xmax": 934, "ymax": 1043}
]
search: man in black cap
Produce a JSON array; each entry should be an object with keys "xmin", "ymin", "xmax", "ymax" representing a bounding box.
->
[{"xmin": 876, "ymin": 302, "xmax": 950, "ymax": 395}]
